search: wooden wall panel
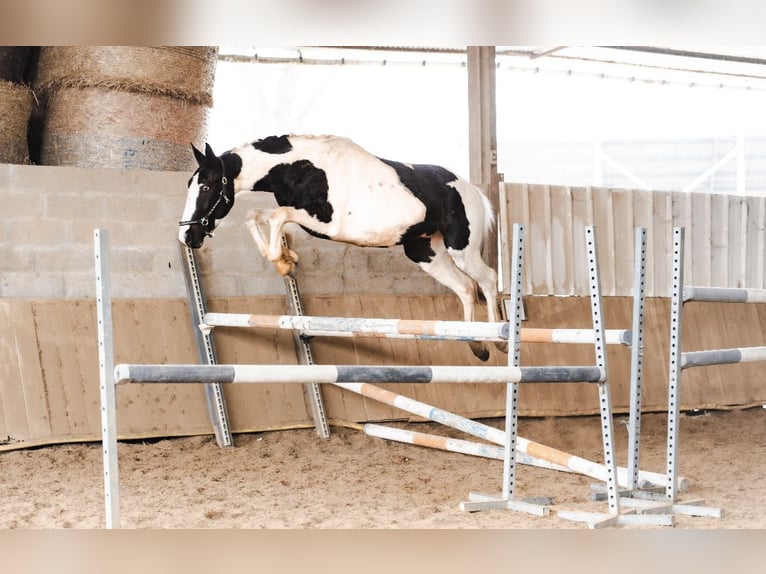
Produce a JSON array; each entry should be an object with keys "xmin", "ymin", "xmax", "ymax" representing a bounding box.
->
[
  {"xmin": 3, "ymin": 287, "xmax": 766, "ymax": 451},
  {"xmin": 0, "ymin": 302, "xmax": 29, "ymax": 443},
  {"xmin": 505, "ymin": 183, "xmax": 766, "ymax": 298}
]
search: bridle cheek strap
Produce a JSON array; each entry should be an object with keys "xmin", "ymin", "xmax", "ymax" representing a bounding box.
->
[{"xmin": 178, "ymin": 158, "xmax": 230, "ymax": 228}]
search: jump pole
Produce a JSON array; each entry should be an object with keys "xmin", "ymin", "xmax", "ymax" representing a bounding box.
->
[
  {"xmin": 683, "ymin": 286, "xmax": 766, "ymax": 303},
  {"xmin": 333, "ymin": 381, "xmax": 570, "ymax": 473},
  {"xmin": 681, "ymin": 346, "xmax": 766, "ymax": 368},
  {"xmin": 114, "ymin": 364, "xmax": 605, "ymax": 385},
  {"xmin": 112, "ymin": 360, "xmax": 678, "ymax": 511},
  {"xmin": 202, "ymin": 312, "xmax": 632, "ymax": 346},
  {"xmin": 362, "ymin": 423, "xmax": 506, "ymax": 461},
  {"xmin": 334, "ymin": 379, "xmax": 675, "ymax": 487}
]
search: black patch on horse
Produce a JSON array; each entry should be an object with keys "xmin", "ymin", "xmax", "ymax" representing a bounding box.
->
[
  {"xmin": 378, "ymin": 158, "xmax": 471, "ymax": 252},
  {"xmin": 252, "ymin": 160, "xmax": 334, "ymax": 224},
  {"xmin": 252, "ymin": 135, "xmax": 293, "ymax": 154},
  {"xmin": 300, "ymin": 227, "xmax": 331, "ymax": 240},
  {"xmin": 221, "ymin": 152, "xmax": 243, "ymax": 189},
  {"xmin": 402, "ymin": 236, "xmax": 436, "ymax": 263}
]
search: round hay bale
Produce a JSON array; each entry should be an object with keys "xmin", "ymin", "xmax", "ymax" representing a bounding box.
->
[
  {"xmin": 35, "ymin": 46, "xmax": 217, "ymax": 106},
  {"xmin": 0, "ymin": 47, "xmax": 31, "ymax": 83},
  {"xmin": 0, "ymin": 80, "xmax": 33, "ymax": 164},
  {"xmin": 40, "ymin": 87, "xmax": 208, "ymax": 171}
]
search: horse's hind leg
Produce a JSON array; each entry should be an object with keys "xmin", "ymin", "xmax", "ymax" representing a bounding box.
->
[
  {"xmin": 446, "ymin": 244, "xmax": 508, "ymax": 354},
  {"xmin": 403, "ymin": 234, "xmax": 490, "ymax": 361}
]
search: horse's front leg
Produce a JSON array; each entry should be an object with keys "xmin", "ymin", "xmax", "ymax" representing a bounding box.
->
[
  {"xmin": 266, "ymin": 207, "xmax": 299, "ymax": 276},
  {"xmin": 244, "ymin": 208, "xmax": 272, "ymax": 259}
]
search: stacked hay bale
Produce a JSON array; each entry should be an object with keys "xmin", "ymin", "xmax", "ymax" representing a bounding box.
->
[
  {"xmin": 35, "ymin": 46, "xmax": 217, "ymax": 171},
  {"xmin": 0, "ymin": 47, "xmax": 34, "ymax": 164}
]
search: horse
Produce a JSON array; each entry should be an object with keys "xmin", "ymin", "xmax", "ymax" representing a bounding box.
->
[{"xmin": 178, "ymin": 134, "xmax": 505, "ymax": 361}]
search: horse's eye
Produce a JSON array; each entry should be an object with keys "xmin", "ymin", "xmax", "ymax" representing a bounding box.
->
[{"xmin": 200, "ymin": 184, "xmax": 210, "ymax": 193}]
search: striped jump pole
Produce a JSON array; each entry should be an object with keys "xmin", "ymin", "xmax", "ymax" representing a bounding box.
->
[
  {"xmin": 114, "ymin": 364, "xmax": 606, "ymax": 386},
  {"xmin": 521, "ymin": 328, "xmax": 630, "ymax": 345},
  {"xmin": 113, "ymin": 361, "xmax": 681, "ymax": 488},
  {"xmin": 202, "ymin": 312, "xmax": 632, "ymax": 345},
  {"xmin": 362, "ymin": 423, "xmax": 619, "ymax": 473},
  {"xmin": 333, "ymin": 379, "xmax": 677, "ymax": 489},
  {"xmin": 362, "ymin": 423, "xmax": 507, "ymax": 462},
  {"xmin": 333, "ymin": 380, "xmax": 569, "ymax": 473},
  {"xmin": 682, "ymin": 346, "xmax": 766, "ymax": 369}
]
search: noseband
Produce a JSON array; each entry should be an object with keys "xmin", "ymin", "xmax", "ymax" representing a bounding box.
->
[{"xmin": 178, "ymin": 157, "xmax": 231, "ymax": 230}]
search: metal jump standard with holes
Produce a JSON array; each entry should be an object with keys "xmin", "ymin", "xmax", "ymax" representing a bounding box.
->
[
  {"xmin": 663, "ymin": 226, "xmax": 766, "ymax": 518},
  {"xmin": 610, "ymin": 227, "xmax": 733, "ymax": 520},
  {"xmin": 178, "ymin": 243, "xmax": 233, "ymax": 448},
  {"xmin": 179, "ymin": 237, "xmax": 330, "ymax": 443},
  {"xmin": 194, "ymin": 225, "xmax": 673, "ymax": 492},
  {"xmin": 660, "ymin": 227, "xmax": 724, "ymax": 517},
  {"xmin": 95, "ymin": 224, "xmax": 670, "ymax": 528},
  {"xmin": 458, "ymin": 225, "xmax": 671, "ymax": 528},
  {"xmin": 192, "ymin": 230, "xmax": 666, "ymax": 487}
]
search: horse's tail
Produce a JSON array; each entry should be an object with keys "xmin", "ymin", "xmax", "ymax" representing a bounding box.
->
[{"xmin": 474, "ymin": 182, "xmax": 496, "ymax": 250}]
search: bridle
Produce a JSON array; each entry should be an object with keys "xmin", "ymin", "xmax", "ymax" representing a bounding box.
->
[{"xmin": 178, "ymin": 156, "xmax": 231, "ymax": 230}]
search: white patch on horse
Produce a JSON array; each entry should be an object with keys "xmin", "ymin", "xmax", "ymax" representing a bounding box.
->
[{"xmin": 178, "ymin": 172, "xmax": 200, "ymax": 244}]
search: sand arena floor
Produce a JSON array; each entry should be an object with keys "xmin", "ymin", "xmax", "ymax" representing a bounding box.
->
[{"xmin": 1, "ymin": 408, "xmax": 764, "ymax": 528}]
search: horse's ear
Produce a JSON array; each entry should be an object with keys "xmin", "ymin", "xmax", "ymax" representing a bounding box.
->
[
  {"xmin": 191, "ymin": 144, "xmax": 205, "ymax": 166},
  {"xmin": 204, "ymin": 142, "xmax": 217, "ymax": 161}
]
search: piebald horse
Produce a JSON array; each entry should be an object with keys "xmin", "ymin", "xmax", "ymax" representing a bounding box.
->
[{"xmin": 179, "ymin": 134, "xmax": 504, "ymax": 361}]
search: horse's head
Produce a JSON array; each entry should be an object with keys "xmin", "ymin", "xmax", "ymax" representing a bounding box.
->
[{"xmin": 178, "ymin": 143, "xmax": 240, "ymax": 248}]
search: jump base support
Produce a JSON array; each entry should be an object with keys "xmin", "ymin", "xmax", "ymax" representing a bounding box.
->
[
  {"xmin": 460, "ymin": 491, "xmax": 551, "ymax": 517},
  {"xmin": 556, "ymin": 509, "xmax": 675, "ymax": 529}
]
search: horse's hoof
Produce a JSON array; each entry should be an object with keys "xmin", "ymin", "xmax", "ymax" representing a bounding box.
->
[
  {"xmin": 494, "ymin": 341, "xmax": 509, "ymax": 354},
  {"xmin": 275, "ymin": 258, "xmax": 296, "ymax": 277},
  {"xmin": 472, "ymin": 346, "xmax": 490, "ymax": 362},
  {"xmin": 282, "ymin": 247, "xmax": 299, "ymax": 264}
]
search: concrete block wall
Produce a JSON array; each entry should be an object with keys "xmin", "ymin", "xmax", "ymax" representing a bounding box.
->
[{"xmin": 0, "ymin": 163, "xmax": 446, "ymax": 300}]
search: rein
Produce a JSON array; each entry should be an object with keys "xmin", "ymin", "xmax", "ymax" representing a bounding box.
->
[{"xmin": 178, "ymin": 156, "xmax": 230, "ymax": 228}]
